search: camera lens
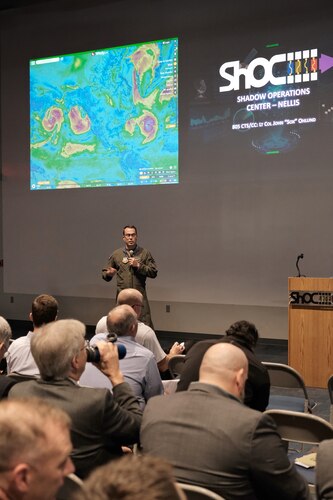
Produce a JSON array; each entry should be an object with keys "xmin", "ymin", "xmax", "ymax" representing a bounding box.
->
[
  {"xmin": 85, "ymin": 333, "xmax": 127, "ymax": 363},
  {"xmin": 86, "ymin": 345, "xmax": 101, "ymax": 363}
]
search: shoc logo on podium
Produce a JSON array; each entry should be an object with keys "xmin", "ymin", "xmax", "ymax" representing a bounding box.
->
[{"xmin": 289, "ymin": 290, "xmax": 333, "ymax": 307}]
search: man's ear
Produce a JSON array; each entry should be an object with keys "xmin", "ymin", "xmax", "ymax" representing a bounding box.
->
[
  {"xmin": 131, "ymin": 322, "xmax": 138, "ymax": 337},
  {"xmin": 235, "ymin": 368, "xmax": 245, "ymax": 390},
  {"xmin": 71, "ymin": 354, "xmax": 79, "ymax": 371},
  {"xmin": 29, "ymin": 312, "xmax": 33, "ymax": 322},
  {"xmin": 11, "ymin": 463, "xmax": 31, "ymax": 494}
]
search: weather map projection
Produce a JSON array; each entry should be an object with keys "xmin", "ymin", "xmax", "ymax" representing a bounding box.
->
[{"xmin": 30, "ymin": 38, "xmax": 178, "ymax": 190}]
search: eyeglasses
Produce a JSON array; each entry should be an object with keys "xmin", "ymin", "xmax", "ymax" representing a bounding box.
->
[
  {"xmin": 80, "ymin": 340, "xmax": 89, "ymax": 351},
  {"xmin": 123, "ymin": 234, "xmax": 136, "ymax": 238}
]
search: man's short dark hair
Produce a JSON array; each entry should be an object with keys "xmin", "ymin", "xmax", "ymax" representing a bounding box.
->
[
  {"xmin": 31, "ymin": 294, "xmax": 58, "ymax": 327},
  {"xmin": 122, "ymin": 225, "xmax": 137, "ymax": 235},
  {"xmin": 225, "ymin": 320, "xmax": 259, "ymax": 348}
]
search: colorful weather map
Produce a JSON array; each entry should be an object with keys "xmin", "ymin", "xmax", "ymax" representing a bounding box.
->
[{"xmin": 30, "ymin": 38, "xmax": 178, "ymax": 190}]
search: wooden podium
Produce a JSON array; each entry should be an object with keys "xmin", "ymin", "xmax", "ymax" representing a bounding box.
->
[{"xmin": 288, "ymin": 277, "xmax": 333, "ymax": 388}]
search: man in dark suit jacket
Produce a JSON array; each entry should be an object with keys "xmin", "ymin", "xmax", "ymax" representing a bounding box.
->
[
  {"xmin": 176, "ymin": 320, "xmax": 270, "ymax": 411},
  {"xmin": 9, "ymin": 316, "xmax": 142, "ymax": 479},
  {"xmin": 141, "ymin": 343, "xmax": 309, "ymax": 499}
]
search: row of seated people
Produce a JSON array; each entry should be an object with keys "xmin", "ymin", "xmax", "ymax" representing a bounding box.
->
[
  {"xmin": 4, "ymin": 290, "xmax": 185, "ymax": 401},
  {"xmin": 3, "ymin": 292, "xmax": 271, "ymax": 411},
  {"xmin": 0, "ymin": 294, "xmax": 332, "ymax": 498}
]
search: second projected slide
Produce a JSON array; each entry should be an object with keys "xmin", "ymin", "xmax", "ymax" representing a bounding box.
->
[{"xmin": 30, "ymin": 38, "xmax": 178, "ymax": 190}]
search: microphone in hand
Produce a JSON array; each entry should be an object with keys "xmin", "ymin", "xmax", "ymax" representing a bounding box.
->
[{"xmin": 128, "ymin": 249, "xmax": 135, "ymax": 273}]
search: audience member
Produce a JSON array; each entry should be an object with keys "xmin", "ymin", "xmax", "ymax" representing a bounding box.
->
[
  {"xmin": 73, "ymin": 454, "xmax": 185, "ymax": 500},
  {"xmin": 316, "ymin": 438, "xmax": 333, "ymax": 499},
  {"xmin": 141, "ymin": 343, "xmax": 309, "ymax": 499},
  {"xmin": 81, "ymin": 305, "xmax": 163, "ymax": 408},
  {"xmin": 0, "ymin": 398, "xmax": 73, "ymax": 500},
  {"xmin": 0, "ymin": 317, "xmax": 16, "ymax": 398},
  {"xmin": 95, "ymin": 288, "xmax": 184, "ymax": 373},
  {"xmin": 6, "ymin": 294, "xmax": 58, "ymax": 376},
  {"xmin": 177, "ymin": 319, "xmax": 270, "ymax": 411},
  {"xmin": 9, "ymin": 319, "xmax": 142, "ymax": 479}
]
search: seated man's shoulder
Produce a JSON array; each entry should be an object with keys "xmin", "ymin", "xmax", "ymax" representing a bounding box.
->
[
  {"xmin": 90, "ymin": 332, "xmax": 108, "ymax": 346},
  {"xmin": 133, "ymin": 341, "xmax": 156, "ymax": 359},
  {"xmin": 9, "ymin": 333, "xmax": 32, "ymax": 349},
  {"xmin": 8, "ymin": 378, "xmax": 37, "ymax": 396},
  {"xmin": 136, "ymin": 322, "xmax": 158, "ymax": 343},
  {"xmin": 95, "ymin": 316, "xmax": 108, "ymax": 334}
]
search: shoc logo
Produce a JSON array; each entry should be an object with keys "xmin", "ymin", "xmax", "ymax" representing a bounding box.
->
[
  {"xmin": 289, "ymin": 290, "xmax": 333, "ymax": 307},
  {"xmin": 219, "ymin": 49, "xmax": 318, "ymax": 93}
]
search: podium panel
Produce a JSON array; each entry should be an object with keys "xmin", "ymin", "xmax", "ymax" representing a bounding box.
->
[{"xmin": 288, "ymin": 277, "xmax": 333, "ymax": 388}]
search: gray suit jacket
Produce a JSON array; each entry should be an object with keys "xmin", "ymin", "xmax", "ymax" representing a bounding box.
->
[
  {"xmin": 141, "ymin": 382, "xmax": 310, "ymax": 500},
  {"xmin": 9, "ymin": 378, "xmax": 142, "ymax": 478},
  {"xmin": 316, "ymin": 439, "xmax": 333, "ymax": 499}
]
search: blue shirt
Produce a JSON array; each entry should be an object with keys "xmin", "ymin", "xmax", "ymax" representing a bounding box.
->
[{"xmin": 79, "ymin": 334, "xmax": 163, "ymax": 409}]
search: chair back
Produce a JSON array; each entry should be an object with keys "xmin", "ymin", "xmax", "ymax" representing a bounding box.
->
[
  {"xmin": 265, "ymin": 409, "xmax": 333, "ymax": 445},
  {"xmin": 263, "ymin": 362, "xmax": 307, "ymax": 389},
  {"xmin": 263, "ymin": 362, "xmax": 313, "ymax": 413},
  {"xmin": 177, "ymin": 483, "xmax": 225, "ymax": 499},
  {"xmin": 168, "ymin": 355, "xmax": 186, "ymax": 379}
]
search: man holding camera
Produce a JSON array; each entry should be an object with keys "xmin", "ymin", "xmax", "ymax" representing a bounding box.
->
[
  {"xmin": 80, "ymin": 305, "xmax": 163, "ymax": 409},
  {"xmin": 8, "ymin": 319, "xmax": 142, "ymax": 479}
]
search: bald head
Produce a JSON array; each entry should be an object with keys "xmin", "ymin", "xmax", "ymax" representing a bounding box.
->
[
  {"xmin": 117, "ymin": 288, "xmax": 143, "ymax": 306},
  {"xmin": 117, "ymin": 289, "xmax": 143, "ymax": 320},
  {"xmin": 199, "ymin": 343, "xmax": 248, "ymax": 400},
  {"xmin": 107, "ymin": 304, "xmax": 138, "ymax": 338}
]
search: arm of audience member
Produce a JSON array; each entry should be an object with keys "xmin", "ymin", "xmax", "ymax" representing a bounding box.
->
[
  {"xmin": 176, "ymin": 342, "xmax": 209, "ymax": 391},
  {"xmin": 102, "ymin": 388, "xmax": 142, "ymax": 446},
  {"xmin": 95, "ymin": 341, "xmax": 126, "ymax": 387},
  {"xmin": 95, "ymin": 341, "xmax": 142, "ymax": 417},
  {"xmin": 138, "ymin": 326, "xmax": 166, "ymax": 370},
  {"xmin": 96, "ymin": 342, "xmax": 142, "ymax": 444},
  {"xmin": 158, "ymin": 342, "xmax": 185, "ymax": 373},
  {"xmin": 144, "ymin": 358, "xmax": 164, "ymax": 401},
  {"xmin": 250, "ymin": 413, "xmax": 310, "ymax": 500}
]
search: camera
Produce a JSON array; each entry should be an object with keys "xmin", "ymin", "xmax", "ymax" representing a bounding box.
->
[{"xmin": 86, "ymin": 332, "xmax": 126, "ymax": 363}]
